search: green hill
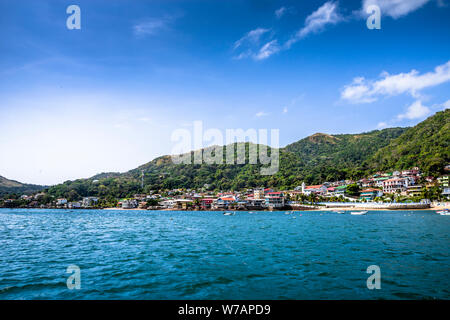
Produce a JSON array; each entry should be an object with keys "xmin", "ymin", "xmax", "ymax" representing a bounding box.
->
[
  {"xmin": 0, "ymin": 175, "xmax": 45, "ymax": 196},
  {"xmin": 364, "ymin": 109, "xmax": 450, "ymax": 177},
  {"xmin": 44, "ymin": 110, "xmax": 449, "ymax": 200},
  {"xmin": 284, "ymin": 127, "xmax": 407, "ymax": 183}
]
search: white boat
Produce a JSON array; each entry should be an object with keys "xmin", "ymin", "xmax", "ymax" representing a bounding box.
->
[
  {"xmin": 350, "ymin": 211, "xmax": 368, "ymax": 215},
  {"xmin": 223, "ymin": 212, "xmax": 234, "ymax": 216},
  {"xmin": 437, "ymin": 209, "xmax": 450, "ymax": 215},
  {"xmin": 337, "ymin": 211, "xmax": 345, "ymax": 214}
]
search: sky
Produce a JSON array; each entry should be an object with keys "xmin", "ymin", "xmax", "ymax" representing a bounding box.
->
[{"xmin": 0, "ymin": 0, "xmax": 449, "ymax": 185}]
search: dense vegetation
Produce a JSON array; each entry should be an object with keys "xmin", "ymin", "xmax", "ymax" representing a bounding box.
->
[
  {"xmin": 10, "ymin": 110, "xmax": 449, "ymax": 201},
  {"xmin": 363, "ymin": 109, "xmax": 450, "ymax": 177},
  {"xmin": 0, "ymin": 175, "xmax": 45, "ymax": 196}
]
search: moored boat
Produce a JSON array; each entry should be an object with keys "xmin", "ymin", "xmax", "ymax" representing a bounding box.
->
[{"xmin": 350, "ymin": 211, "xmax": 368, "ymax": 215}]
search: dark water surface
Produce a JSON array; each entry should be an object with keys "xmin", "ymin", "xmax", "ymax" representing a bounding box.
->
[{"xmin": 0, "ymin": 209, "xmax": 449, "ymax": 299}]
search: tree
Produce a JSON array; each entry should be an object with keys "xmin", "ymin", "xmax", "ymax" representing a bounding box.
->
[{"xmin": 346, "ymin": 183, "xmax": 360, "ymax": 197}]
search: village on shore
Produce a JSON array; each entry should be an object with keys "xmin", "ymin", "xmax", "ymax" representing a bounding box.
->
[{"xmin": 1, "ymin": 165, "xmax": 449, "ymax": 211}]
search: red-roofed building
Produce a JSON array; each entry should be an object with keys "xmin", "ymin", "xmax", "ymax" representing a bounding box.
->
[
  {"xmin": 303, "ymin": 185, "xmax": 327, "ymax": 195},
  {"xmin": 360, "ymin": 188, "xmax": 383, "ymax": 201}
]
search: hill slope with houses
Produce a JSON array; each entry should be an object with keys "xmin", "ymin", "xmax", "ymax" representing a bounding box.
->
[{"xmin": 2, "ymin": 110, "xmax": 448, "ymax": 204}]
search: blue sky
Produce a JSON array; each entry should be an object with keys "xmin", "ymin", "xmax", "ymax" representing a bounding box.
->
[{"xmin": 0, "ymin": 0, "xmax": 449, "ymax": 185}]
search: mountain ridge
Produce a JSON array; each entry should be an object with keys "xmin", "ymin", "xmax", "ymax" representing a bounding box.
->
[
  {"xmin": 0, "ymin": 175, "xmax": 45, "ymax": 196},
  {"xmin": 3, "ymin": 110, "xmax": 448, "ymax": 199}
]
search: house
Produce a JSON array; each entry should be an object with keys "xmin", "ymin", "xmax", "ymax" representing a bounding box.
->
[
  {"xmin": 253, "ymin": 188, "xmax": 265, "ymax": 200},
  {"xmin": 382, "ymin": 178, "xmax": 410, "ymax": 194},
  {"xmin": 82, "ymin": 197, "xmax": 99, "ymax": 208},
  {"xmin": 402, "ymin": 168, "xmax": 420, "ymax": 176},
  {"xmin": 56, "ymin": 198, "xmax": 68, "ymax": 206},
  {"xmin": 374, "ymin": 177, "xmax": 389, "ymax": 187},
  {"xmin": 215, "ymin": 197, "xmax": 236, "ymax": 208},
  {"xmin": 246, "ymin": 198, "xmax": 266, "ymax": 207},
  {"xmin": 265, "ymin": 192, "xmax": 285, "ymax": 208},
  {"xmin": 174, "ymin": 199, "xmax": 194, "ymax": 210},
  {"xmin": 442, "ymin": 187, "xmax": 450, "ymax": 199},
  {"xmin": 121, "ymin": 199, "xmax": 138, "ymax": 209},
  {"xmin": 358, "ymin": 179, "xmax": 375, "ymax": 188},
  {"xmin": 68, "ymin": 202, "xmax": 82, "ymax": 209},
  {"xmin": 334, "ymin": 185, "xmax": 347, "ymax": 196},
  {"xmin": 302, "ymin": 185, "xmax": 327, "ymax": 195},
  {"xmin": 360, "ymin": 189, "xmax": 382, "ymax": 201},
  {"xmin": 407, "ymin": 185, "xmax": 423, "ymax": 197},
  {"xmin": 200, "ymin": 198, "xmax": 215, "ymax": 210},
  {"xmin": 438, "ymin": 176, "xmax": 449, "ymax": 187},
  {"xmin": 160, "ymin": 199, "xmax": 175, "ymax": 209}
]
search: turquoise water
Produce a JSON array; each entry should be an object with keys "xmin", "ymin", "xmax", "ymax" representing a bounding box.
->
[{"xmin": 0, "ymin": 209, "xmax": 449, "ymax": 300}]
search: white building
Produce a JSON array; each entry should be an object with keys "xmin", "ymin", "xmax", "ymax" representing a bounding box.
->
[
  {"xmin": 82, "ymin": 197, "xmax": 99, "ymax": 207},
  {"xmin": 56, "ymin": 198, "xmax": 68, "ymax": 206},
  {"xmin": 382, "ymin": 178, "xmax": 410, "ymax": 194}
]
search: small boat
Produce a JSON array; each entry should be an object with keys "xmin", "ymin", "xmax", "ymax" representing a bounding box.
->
[
  {"xmin": 437, "ymin": 209, "xmax": 450, "ymax": 216},
  {"xmin": 337, "ymin": 211, "xmax": 345, "ymax": 214},
  {"xmin": 223, "ymin": 212, "xmax": 234, "ymax": 216},
  {"xmin": 284, "ymin": 211, "xmax": 291, "ymax": 215},
  {"xmin": 350, "ymin": 211, "xmax": 368, "ymax": 215}
]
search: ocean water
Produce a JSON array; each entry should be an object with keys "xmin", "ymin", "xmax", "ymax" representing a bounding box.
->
[{"xmin": 0, "ymin": 209, "xmax": 449, "ymax": 300}]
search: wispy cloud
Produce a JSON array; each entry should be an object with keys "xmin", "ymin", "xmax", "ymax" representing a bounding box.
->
[
  {"xmin": 234, "ymin": 28, "xmax": 271, "ymax": 50},
  {"xmin": 275, "ymin": 7, "xmax": 287, "ymax": 19},
  {"xmin": 341, "ymin": 61, "xmax": 450, "ymax": 104},
  {"xmin": 286, "ymin": 1, "xmax": 342, "ymax": 48},
  {"xmin": 254, "ymin": 40, "xmax": 280, "ymax": 60},
  {"xmin": 133, "ymin": 15, "xmax": 175, "ymax": 37},
  {"xmin": 234, "ymin": 2, "xmax": 342, "ymax": 61},
  {"xmin": 282, "ymin": 107, "xmax": 288, "ymax": 114},
  {"xmin": 361, "ymin": 0, "xmax": 431, "ymax": 19},
  {"xmin": 235, "ymin": 0, "xmax": 439, "ymax": 61},
  {"xmin": 255, "ymin": 111, "xmax": 269, "ymax": 117}
]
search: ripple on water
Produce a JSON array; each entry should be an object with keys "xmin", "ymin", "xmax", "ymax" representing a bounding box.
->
[{"xmin": 0, "ymin": 209, "xmax": 449, "ymax": 299}]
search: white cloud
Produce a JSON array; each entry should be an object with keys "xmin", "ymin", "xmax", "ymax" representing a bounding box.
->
[
  {"xmin": 286, "ymin": 1, "xmax": 342, "ymax": 48},
  {"xmin": 254, "ymin": 40, "xmax": 280, "ymax": 60},
  {"xmin": 234, "ymin": 28, "xmax": 271, "ymax": 50},
  {"xmin": 283, "ymin": 107, "xmax": 288, "ymax": 114},
  {"xmin": 233, "ymin": 28, "xmax": 278, "ymax": 60},
  {"xmin": 443, "ymin": 99, "xmax": 450, "ymax": 109},
  {"xmin": 362, "ymin": 0, "xmax": 431, "ymax": 19},
  {"xmin": 255, "ymin": 111, "xmax": 269, "ymax": 117},
  {"xmin": 275, "ymin": 7, "xmax": 287, "ymax": 19},
  {"xmin": 341, "ymin": 61, "xmax": 450, "ymax": 104},
  {"xmin": 234, "ymin": 2, "xmax": 342, "ymax": 60},
  {"xmin": 397, "ymin": 100, "xmax": 431, "ymax": 120},
  {"xmin": 133, "ymin": 16, "xmax": 174, "ymax": 37},
  {"xmin": 377, "ymin": 121, "xmax": 388, "ymax": 129}
]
